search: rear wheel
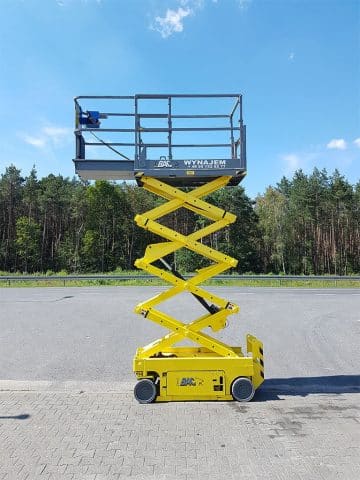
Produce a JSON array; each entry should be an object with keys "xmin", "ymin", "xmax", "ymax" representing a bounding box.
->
[
  {"xmin": 134, "ymin": 379, "xmax": 157, "ymax": 404},
  {"xmin": 231, "ymin": 377, "xmax": 255, "ymax": 402}
]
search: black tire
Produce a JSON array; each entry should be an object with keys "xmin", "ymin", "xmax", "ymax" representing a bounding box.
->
[
  {"xmin": 231, "ymin": 377, "xmax": 255, "ymax": 402},
  {"xmin": 134, "ymin": 379, "xmax": 157, "ymax": 404}
]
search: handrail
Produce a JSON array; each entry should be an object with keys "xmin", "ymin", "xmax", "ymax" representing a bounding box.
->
[
  {"xmin": 74, "ymin": 94, "xmax": 246, "ymax": 173},
  {"xmin": 1, "ymin": 274, "xmax": 359, "ymax": 286}
]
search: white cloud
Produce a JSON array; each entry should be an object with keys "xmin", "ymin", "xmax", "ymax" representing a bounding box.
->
[
  {"xmin": 42, "ymin": 126, "xmax": 72, "ymax": 145},
  {"xmin": 280, "ymin": 148, "xmax": 328, "ymax": 175},
  {"xmin": 180, "ymin": 0, "xmax": 203, "ymax": 7},
  {"xmin": 327, "ymin": 138, "xmax": 347, "ymax": 150},
  {"xmin": 56, "ymin": 0, "xmax": 102, "ymax": 6},
  {"xmin": 151, "ymin": 1, "xmax": 205, "ymax": 39},
  {"xmin": 22, "ymin": 135, "xmax": 46, "ymax": 148},
  {"xmin": 237, "ymin": 0, "xmax": 252, "ymax": 10},
  {"xmin": 288, "ymin": 52, "xmax": 295, "ymax": 61},
  {"xmin": 151, "ymin": 1, "xmax": 248, "ymax": 38},
  {"xmin": 20, "ymin": 125, "xmax": 72, "ymax": 149},
  {"xmin": 354, "ymin": 138, "xmax": 360, "ymax": 148},
  {"xmin": 281, "ymin": 153, "xmax": 301, "ymax": 174},
  {"xmin": 280, "ymin": 141, "xmax": 358, "ymax": 178},
  {"xmin": 153, "ymin": 7, "xmax": 192, "ymax": 38}
]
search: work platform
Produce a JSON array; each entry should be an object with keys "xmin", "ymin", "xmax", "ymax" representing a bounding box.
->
[{"xmin": 74, "ymin": 94, "xmax": 246, "ymax": 186}]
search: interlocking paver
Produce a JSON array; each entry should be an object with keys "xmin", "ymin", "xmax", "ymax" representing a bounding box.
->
[{"xmin": 1, "ymin": 382, "xmax": 359, "ymax": 480}]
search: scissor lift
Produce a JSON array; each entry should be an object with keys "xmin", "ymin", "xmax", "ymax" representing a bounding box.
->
[{"xmin": 74, "ymin": 94, "xmax": 264, "ymax": 402}]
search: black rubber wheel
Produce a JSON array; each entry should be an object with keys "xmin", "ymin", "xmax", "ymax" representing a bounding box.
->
[
  {"xmin": 134, "ymin": 379, "xmax": 157, "ymax": 404},
  {"xmin": 231, "ymin": 377, "xmax": 255, "ymax": 402}
]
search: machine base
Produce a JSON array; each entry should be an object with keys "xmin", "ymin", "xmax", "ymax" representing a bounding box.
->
[{"xmin": 133, "ymin": 336, "xmax": 264, "ymax": 403}]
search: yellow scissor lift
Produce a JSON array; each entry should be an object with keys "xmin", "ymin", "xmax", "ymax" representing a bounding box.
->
[{"xmin": 74, "ymin": 93, "xmax": 264, "ymax": 403}]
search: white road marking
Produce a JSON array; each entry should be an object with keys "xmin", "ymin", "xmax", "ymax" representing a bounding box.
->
[{"xmin": 315, "ymin": 293, "xmax": 335, "ymax": 296}]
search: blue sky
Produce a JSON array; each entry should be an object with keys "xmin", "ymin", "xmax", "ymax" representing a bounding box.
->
[{"xmin": 0, "ymin": 0, "xmax": 359, "ymax": 197}]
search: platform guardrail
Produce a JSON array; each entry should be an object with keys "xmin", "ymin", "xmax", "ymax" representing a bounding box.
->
[{"xmin": 0, "ymin": 274, "xmax": 359, "ymax": 286}]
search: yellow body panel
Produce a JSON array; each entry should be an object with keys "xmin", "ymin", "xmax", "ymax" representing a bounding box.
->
[{"xmin": 133, "ymin": 176, "xmax": 264, "ymax": 402}]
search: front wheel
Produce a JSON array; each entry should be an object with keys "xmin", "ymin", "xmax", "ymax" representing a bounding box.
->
[
  {"xmin": 134, "ymin": 379, "xmax": 157, "ymax": 404},
  {"xmin": 231, "ymin": 377, "xmax": 255, "ymax": 402}
]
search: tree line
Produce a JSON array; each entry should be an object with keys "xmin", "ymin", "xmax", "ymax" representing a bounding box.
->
[{"xmin": 0, "ymin": 165, "xmax": 359, "ymax": 275}]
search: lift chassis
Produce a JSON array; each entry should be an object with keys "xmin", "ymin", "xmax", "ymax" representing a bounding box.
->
[{"xmin": 73, "ymin": 94, "xmax": 264, "ymax": 403}]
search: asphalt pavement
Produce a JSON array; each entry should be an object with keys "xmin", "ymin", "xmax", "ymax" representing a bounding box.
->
[{"xmin": 0, "ymin": 286, "xmax": 359, "ymax": 381}]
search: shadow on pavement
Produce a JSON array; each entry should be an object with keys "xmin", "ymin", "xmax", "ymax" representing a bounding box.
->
[
  {"xmin": 254, "ymin": 374, "xmax": 360, "ymax": 402},
  {"xmin": 0, "ymin": 414, "xmax": 30, "ymax": 420}
]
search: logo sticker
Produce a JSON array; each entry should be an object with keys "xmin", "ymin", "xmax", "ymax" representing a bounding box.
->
[
  {"xmin": 184, "ymin": 160, "xmax": 226, "ymax": 169},
  {"xmin": 155, "ymin": 159, "xmax": 172, "ymax": 168},
  {"xmin": 178, "ymin": 377, "xmax": 204, "ymax": 387}
]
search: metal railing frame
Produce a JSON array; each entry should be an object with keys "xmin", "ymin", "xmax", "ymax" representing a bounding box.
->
[
  {"xmin": 1, "ymin": 275, "xmax": 359, "ymax": 287},
  {"xmin": 74, "ymin": 93, "xmax": 245, "ymax": 163}
]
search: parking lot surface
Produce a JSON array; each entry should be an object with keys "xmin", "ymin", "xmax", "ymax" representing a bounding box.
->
[{"xmin": 0, "ymin": 286, "xmax": 359, "ymax": 479}]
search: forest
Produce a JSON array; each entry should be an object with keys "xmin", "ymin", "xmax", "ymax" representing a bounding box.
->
[{"xmin": 0, "ymin": 164, "xmax": 359, "ymax": 275}]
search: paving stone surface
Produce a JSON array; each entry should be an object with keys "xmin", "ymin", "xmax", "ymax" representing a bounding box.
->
[{"xmin": 0, "ymin": 381, "xmax": 359, "ymax": 480}]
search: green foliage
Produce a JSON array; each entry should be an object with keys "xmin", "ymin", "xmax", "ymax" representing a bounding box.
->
[
  {"xmin": 256, "ymin": 187, "xmax": 287, "ymax": 273},
  {"xmin": 15, "ymin": 216, "xmax": 41, "ymax": 272},
  {"xmin": 175, "ymin": 249, "xmax": 209, "ymax": 273},
  {"xmin": 81, "ymin": 181, "xmax": 133, "ymax": 271},
  {"xmin": 0, "ymin": 165, "xmax": 359, "ymax": 275},
  {"xmin": 256, "ymin": 168, "xmax": 360, "ymax": 274},
  {"xmin": 0, "ymin": 165, "xmax": 24, "ymax": 270}
]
